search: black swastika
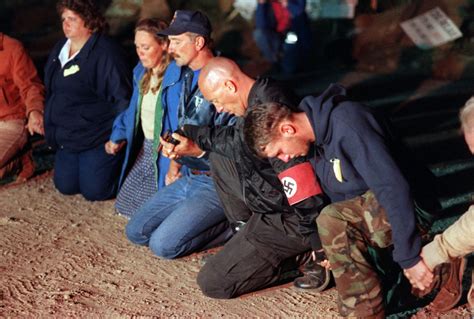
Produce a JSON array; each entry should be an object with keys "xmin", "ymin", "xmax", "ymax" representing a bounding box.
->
[{"xmin": 283, "ymin": 180, "xmax": 295, "ymax": 195}]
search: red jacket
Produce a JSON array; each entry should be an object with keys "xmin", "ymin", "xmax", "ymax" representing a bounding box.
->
[{"xmin": 0, "ymin": 33, "xmax": 44, "ymax": 121}]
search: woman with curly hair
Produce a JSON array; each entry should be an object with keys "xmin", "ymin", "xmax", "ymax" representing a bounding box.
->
[
  {"xmin": 105, "ymin": 18, "xmax": 173, "ymax": 218},
  {"xmin": 43, "ymin": 0, "xmax": 132, "ymax": 201}
]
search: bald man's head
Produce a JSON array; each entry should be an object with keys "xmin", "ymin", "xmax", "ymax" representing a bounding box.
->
[
  {"xmin": 199, "ymin": 57, "xmax": 241, "ymax": 91},
  {"xmin": 198, "ymin": 57, "xmax": 254, "ymax": 116}
]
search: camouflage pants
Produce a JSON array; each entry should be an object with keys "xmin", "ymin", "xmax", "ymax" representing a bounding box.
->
[{"xmin": 317, "ymin": 191, "xmax": 392, "ymax": 317}]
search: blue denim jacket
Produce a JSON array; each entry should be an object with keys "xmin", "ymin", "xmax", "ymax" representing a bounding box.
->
[{"xmin": 164, "ymin": 62, "xmax": 235, "ymax": 171}]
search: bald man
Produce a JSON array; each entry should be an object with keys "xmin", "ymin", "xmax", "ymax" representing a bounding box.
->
[
  {"xmin": 161, "ymin": 57, "xmax": 330, "ymax": 298},
  {"xmin": 198, "ymin": 57, "xmax": 254, "ymax": 116}
]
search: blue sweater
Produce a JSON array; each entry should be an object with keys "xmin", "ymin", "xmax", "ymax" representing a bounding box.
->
[
  {"xmin": 44, "ymin": 33, "xmax": 132, "ymax": 152},
  {"xmin": 300, "ymin": 84, "xmax": 421, "ymax": 269}
]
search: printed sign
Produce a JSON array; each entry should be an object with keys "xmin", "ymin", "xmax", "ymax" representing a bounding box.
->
[{"xmin": 401, "ymin": 7, "xmax": 462, "ymax": 49}]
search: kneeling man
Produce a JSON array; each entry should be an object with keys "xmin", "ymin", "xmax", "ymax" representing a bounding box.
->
[{"xmin": 243, "ymin": 84, "xmax": 439, "ymax": 317}]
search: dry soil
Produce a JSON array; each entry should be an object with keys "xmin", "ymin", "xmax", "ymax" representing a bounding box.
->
[{"xmin": 0, "ymin": 174, "xmax": 471, "ymax": 318}]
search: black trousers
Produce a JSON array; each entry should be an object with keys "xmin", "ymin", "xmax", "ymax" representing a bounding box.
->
[
  {"xmin": 197, "ymin": 212, "xmax": 311, "ymax": 299},
  {"xmin": 209, "ymin": 153, "xmax": 252, "ymax": 224}
]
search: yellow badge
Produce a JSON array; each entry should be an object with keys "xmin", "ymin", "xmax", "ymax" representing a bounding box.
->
[
  {"xmin": 63, "ymin": 64, "xmax": 80, "ymax": 77},
  {"xmin": 330, "ymin": 158, "xmax": 344, "ymax": 182}
]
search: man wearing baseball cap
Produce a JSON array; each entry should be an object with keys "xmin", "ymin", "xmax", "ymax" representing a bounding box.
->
[
  {"xmin": 160, "ymin": 10, "xmax": 212, "ymax": 37},
  {"xmin": 126, "ymin": 10, "xmax": 235, "ymax": 260},
  {"xmin": 159, "ymin": 10, "xmax": 213, "ymax": 68}
]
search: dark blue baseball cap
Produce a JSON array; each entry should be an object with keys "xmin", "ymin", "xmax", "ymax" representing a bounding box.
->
[{"xmin": 158, "ymin": 10, "xmax": 212, "ymax": 37}]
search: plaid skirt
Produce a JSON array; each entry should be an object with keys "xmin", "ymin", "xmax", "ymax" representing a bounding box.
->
[{"xmin": 115, "ymin": 139, "xmax": 157, "ymax": 218}]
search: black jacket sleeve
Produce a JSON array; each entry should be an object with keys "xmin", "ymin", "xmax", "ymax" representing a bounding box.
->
[
  {"xmin": 269, "ymin": 157, "xmax": 328, "ymax": 252},
  {"xmin": 181, "ymin": 123, "xmax": 240, "ymax": 161}
]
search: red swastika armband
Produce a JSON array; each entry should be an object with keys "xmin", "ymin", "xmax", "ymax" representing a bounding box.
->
[{"xmin": 277, "ymin": 162, "xmax": 322, "ymax": 205}]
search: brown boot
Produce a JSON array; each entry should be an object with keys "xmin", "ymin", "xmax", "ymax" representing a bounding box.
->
[{"xmin": 429, "ymin": 257, "xmax": 467, "ymax": 312}]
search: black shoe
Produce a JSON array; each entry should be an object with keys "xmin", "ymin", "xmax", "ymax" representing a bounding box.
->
[
  {"xmin": 302, "ymin": 258, "xmax": 316, "ymax": 272},
  {"xmin": 293, "ymin": 263, "xmax": 331, "ymax": 292}
]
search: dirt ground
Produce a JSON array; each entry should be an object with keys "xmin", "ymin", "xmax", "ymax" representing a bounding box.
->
[
  {"xmin": 1, "ymin": 173, "xmax": 473, "ymax": 318},
  {"xmin": 0, "ymin": 173, "xmax": 341, "ymax": 318},
  {"xmin": 2, "ymin": 0, "xmax": 473, "ymax": 316}
]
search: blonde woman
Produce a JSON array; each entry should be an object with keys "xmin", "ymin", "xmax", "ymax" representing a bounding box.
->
[{"xmin": 106, "ymin": 18, "xmax": 173, "ymax": 218}]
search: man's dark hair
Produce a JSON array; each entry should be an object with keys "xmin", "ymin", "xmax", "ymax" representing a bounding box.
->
[
  {"xmin": 57, "ymin": 0, "xmax": 108, "ymax": 33},
  {"xmin": 243, "ymin": 102, "xmax": 294, "ymax": 157}
]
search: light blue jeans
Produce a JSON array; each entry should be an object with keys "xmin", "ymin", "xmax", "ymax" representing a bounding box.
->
[{"xmin": 125, "ymin": 174, "xmax": 230, "ymax": 259}]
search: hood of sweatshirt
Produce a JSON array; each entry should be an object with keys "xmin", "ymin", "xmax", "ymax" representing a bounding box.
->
[{"xmin": 297, "ymin": 83, "xmax": 348, "ymax": 146}]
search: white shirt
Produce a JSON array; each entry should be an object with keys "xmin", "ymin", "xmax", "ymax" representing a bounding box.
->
[
  {"xmin": 58, "ymin": 39, "xmax": 80, "ymax": 67},
  {"xmin": 140, "ymin": 76, "xmax": 160, "ymax": 139}
]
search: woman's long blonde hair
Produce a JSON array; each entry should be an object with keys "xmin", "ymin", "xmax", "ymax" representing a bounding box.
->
[{"xmin": 135, "ymin": 18, "xmax": 170, "ymax": 95}]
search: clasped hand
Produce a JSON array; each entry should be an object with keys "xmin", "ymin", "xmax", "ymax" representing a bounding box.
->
[{"xmin": 403, "ymin": 259, "xmax": 434, "ymax": 291}]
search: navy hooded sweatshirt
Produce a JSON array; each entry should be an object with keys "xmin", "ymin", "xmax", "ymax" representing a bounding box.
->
[{"xmin": 299, "ymin": 84, "xmax": 421, "ymax": 269}]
